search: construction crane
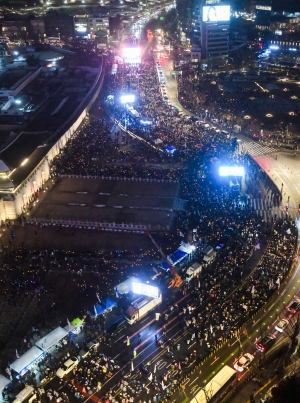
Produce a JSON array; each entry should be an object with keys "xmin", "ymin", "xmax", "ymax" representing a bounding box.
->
[{"xmin": 147, "ymin": 232, "xmax": 183, "ymax": 288}]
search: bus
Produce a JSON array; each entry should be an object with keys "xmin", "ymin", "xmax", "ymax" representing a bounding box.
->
[{"xmin": 190, "ymin": 365, "xmax": 236, "ymax": 403}]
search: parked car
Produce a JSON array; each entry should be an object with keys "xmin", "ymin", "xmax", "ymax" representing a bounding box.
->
[
  {"xmin": 233, "ymin": 353, "xmax": 254, "ymax": 372},
  {"xmin": 79, "ymin": 340, "xmax": 100, "ymax": 358},
  {"xmin": 275, "ymin": 318, "xmax": 289, "ymax": 333},
  {"xmin": 255, "ymin": 334, "xmax": 276, "ymax": 353},
  {"xmin": 286, "ymin": 300, "xmax": 300, "ymax": 314},
  {"xmin": 56, "ymin": 357, "xmax": 79, "ymax": 378},
  {"xmin": 106, "ymin": 318, "xmax": 127, "ymax": 337}
]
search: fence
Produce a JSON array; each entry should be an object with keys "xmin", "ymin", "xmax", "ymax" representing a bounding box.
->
[
  {"xmin": 25, "ymin": 219, "xmax": 169, "ymax": 232},
  {"xmin": 58, "ymin": 174, "xmax": 179, "ymax": 183}
]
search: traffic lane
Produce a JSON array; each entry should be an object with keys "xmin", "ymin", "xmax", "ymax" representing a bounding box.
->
[
  {"xmin": 175, "ymin": 276, "xmax": 300, "ymax": 400},
  {"xmin": 172, "ymin": 263, "xmax": 300, "ymax": 398}
]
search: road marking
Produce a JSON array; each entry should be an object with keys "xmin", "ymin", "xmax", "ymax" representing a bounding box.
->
[
  {"xmin": 115, "ymin": 335, "xmax": 125, "ymax": 343},
  {"xmin": 182, "ymin": 378, "xmax": 190, "ymax": 386},
  {"xmin": 113, "ymin": 353, "xmax": 121, "ymax": 360},
  {"xmin": 232, "ymin": 340, "xmax": 238, "ymax": 346},
  {"xmin": 211, "ymin": 357, "xmax": 219, "ymax": 365},
  {"xmin": 157, "ymin": 362, "xmax": 166, "ymax": 370},
  {"xmin": 189, "ymin": 378, "xmax": 198, "ymax": 386},
  {"xmin": 140, "ymin": 317, "xmax": 149, "ymax": 324},
  {"xmin": 188, "ymin": 342, "xmax": 196, "ymax": 349}
]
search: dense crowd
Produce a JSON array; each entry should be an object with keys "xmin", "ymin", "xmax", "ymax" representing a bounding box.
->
[{"xmin": 1, "ymin": 54, "xmax": 298, "ymax": 403}]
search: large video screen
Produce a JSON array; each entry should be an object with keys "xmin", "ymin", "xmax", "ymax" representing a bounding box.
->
[
  {"xmin": 219, "ymin": 166, "xmax": 244, "ymax": 177},
  {"xmin": 202, "ymin": 5, "xmax": 230, "ymax": 22},
  {"xmin": 132, "ymin": 282, "xmax": 159, "ymax": 299}
]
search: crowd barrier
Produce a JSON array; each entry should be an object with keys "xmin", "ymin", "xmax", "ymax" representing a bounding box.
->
[
  {"xmin": 58, "ymin": 174, "xmax": 179, "ymax": 183},
  {"xmin": 25, "ymin": 219, "xmax": 169, "ymax": 232}
]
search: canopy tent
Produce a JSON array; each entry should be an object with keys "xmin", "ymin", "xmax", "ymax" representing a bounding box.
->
[
  {"xmin": 167, "ymin": 249, "xmax": 187, "ymax": 265},
  {"xmin": 167, "ymin": 242, "xmax": 195, "ymax": 266},
  {"xmin": 114, "ymin": 276, "xmax": 137, "ymax": 295},
  {"xmin": 166, "ymin": 145, "xmax": 176, "ymax": 155},
  {"xmin": 71, "ymin": 318, "xmax": 83, "ymax": 327},
  {"xmin": 35, "ymin": 327, "xmax": 68, "ymax": 351},
  {"xmin": 88, "ymin": 297, "xmax": 117, "ymax": 317},
  {"xmin": 10, "ymin": 347, "xmax": 43, "ymax": 375},
  {"xmin": 0, "ymin": 375, "xmax": 10, "ymax": 393}
]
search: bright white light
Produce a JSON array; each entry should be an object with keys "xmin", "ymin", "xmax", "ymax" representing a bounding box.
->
[
  {"xmin": 219, "ymin": 166, "xmax": 244, "ymax": 177},
  {"xmin": 269, "ymin": 45, "xmax": 279, "ymax": 50},
  {"xmin": 122, "ymin": 47, "xmax": 141, "ymax": 63},
  {"xmin": 21, "ymin": 158, "xmax": 28, "ymax": 166},
  {"xmin": 120, "ymin": 94, "xmax": 135, "ymax": 103},
  {"xmin": 202, "ymin": 5, "xmax": 230, "ymax": 22},
  {"xmin": 15, "ymin": 99, "xmax": 21, "ymax": 105},
  {"xmin": 132, "ymin": 282, "xmax": 159, "ymax": 298}
]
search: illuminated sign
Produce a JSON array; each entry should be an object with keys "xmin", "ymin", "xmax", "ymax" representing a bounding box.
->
[
  {"xmin": 132, "ymin": 282, "xmax": 159, "ymax": 298},
  {"xmin": 202, "ymin": 5, "xmax": 230, "ymax": 22},
  {"xmin": 256, "ymin": 5, "xmax": 272, "ymax": 10},
  {"xmin": 120, "ymin": 94, "xmax": 135, "ymax": 103},
  {"xmin": 219, "ymin": 166, "xmax": 244, "ymax": 177}
]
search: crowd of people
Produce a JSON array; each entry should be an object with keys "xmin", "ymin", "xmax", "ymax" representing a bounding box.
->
[{"xmin": 0, "ymin": 52, "xmax": 299, "ymax": 403}]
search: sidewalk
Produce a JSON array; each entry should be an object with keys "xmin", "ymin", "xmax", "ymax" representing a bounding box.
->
[{"xmin": 231, "ymin": 355, "xmax": 300, "ymax": 403}]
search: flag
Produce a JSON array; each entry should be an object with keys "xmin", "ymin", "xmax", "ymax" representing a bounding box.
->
[
  {"xmin": 67, "ymin": 318, "xmax": 71, "ymax": 329},
  {"xmin": 179, "ymin": 231, "xmax": 184, "ymax": 237},
  {"xmin": 94, "ymin": 305, "xmax": 97, "ymax": 316},
  {"xmin": 96, "ymin": 293, "xmax": 101, "ymax": 303},
  {"xmin": 178, "ymin": 361, "xmax": 181, "ymax": 371},
  {"xmin": 5, "ymin": 367, "xmax": 11, "ymax": 376},
  {"xmin": 130, "ymin": 360, "xmax": 134, "ymax": 372},
  {"xmin": 16, "ymin": 350, "xmax": 19, "ymax": 359},
  {"xmin": 115, "ymin": 287, "xmax": 120, "ymax": 299}
]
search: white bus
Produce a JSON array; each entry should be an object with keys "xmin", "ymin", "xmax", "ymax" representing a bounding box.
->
[{"xmin": 190, "ymin": 365, "xmax": 236, "ymax": 403}]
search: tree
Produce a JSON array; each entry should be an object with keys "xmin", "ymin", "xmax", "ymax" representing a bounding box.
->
[
  {"xmin": 270, "ymin": 374, "xmax": 300, "ymax": 403},
  {"xmin": 26, "ymin": 54, "xmax": 40, "ymax": 67}
]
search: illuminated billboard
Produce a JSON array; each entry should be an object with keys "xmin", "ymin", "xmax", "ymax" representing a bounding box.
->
[
  {"xmin": 219, "ymin": 166, "xmax": 244, "ymax": 177},
  {"xmin": 120, "ymin": 94, "xmax": 135, "ymax": 103},
  {"xmin": 202, "ymin": 5, "xmax": 230, "ymax": 22},
  {"xmin": 132, "ymin": 282, "xmax": 159, "ymax": 298},
  {"xmin": 122, "ymin": 47, "xmax": 141, "ymax": 64}
]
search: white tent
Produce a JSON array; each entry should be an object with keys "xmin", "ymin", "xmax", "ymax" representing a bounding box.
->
[
  {"xmin": 10, "ymin": 347, "xmax": 43, "ymax": 375},
  {"xmin": 35, "ymin": 327, "xmax": 68, "ymax": 351},
  {"xmin": 114, "ymin": 276, "xmax": 137, "ymax": 295},
  {"xmin": 0, "ymin": 375, "xmax": 10, "ymax": 393}
]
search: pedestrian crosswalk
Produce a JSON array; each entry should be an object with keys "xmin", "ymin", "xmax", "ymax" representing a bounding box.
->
[
  {"xmin": 239, "ymin": 141, "xmax": 278, "ymax": 156},
  {"xmin": 250, "ymin": 198, "xmax": 297, "ymax": 221}
]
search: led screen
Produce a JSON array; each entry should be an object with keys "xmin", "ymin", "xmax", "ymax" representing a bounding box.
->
[
  {"xmin": 219, "ymin": 166, "xmax": 244, "ymax": 177},
  {"xmin": 120, "ymin": 94, "xmax": 135, "ymax": 103},
  {"xmin": 132, "ymin": 282, "xmax": 159, "ymax": 298},
  {"xmin": 202, "ymin": 5, "xmax": 230, "ymax": 22}
]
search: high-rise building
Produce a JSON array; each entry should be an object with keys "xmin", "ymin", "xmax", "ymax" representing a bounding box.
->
[
  {"xmin": 255, "ymin": 0, "xmax": 272, "ymax": 29},
  {"xmin": 200, "ymin": 4, "xmax": 230, "ymax": 60},
  {"xmin": 255, "ymin": 0, "xmax": 299, "ymax": 30}
]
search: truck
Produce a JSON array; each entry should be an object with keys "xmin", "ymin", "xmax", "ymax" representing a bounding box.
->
[
  {"xmin": 125, "ymin": 294, "xmax": 162, "ymax": 325},
  {"xmin": 185, "ymin": 262, "xmax": 202, "ymax": 282},
  {"xmin": 203, "ymin": 246, "xmax": 217, "ymax": 265}
]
